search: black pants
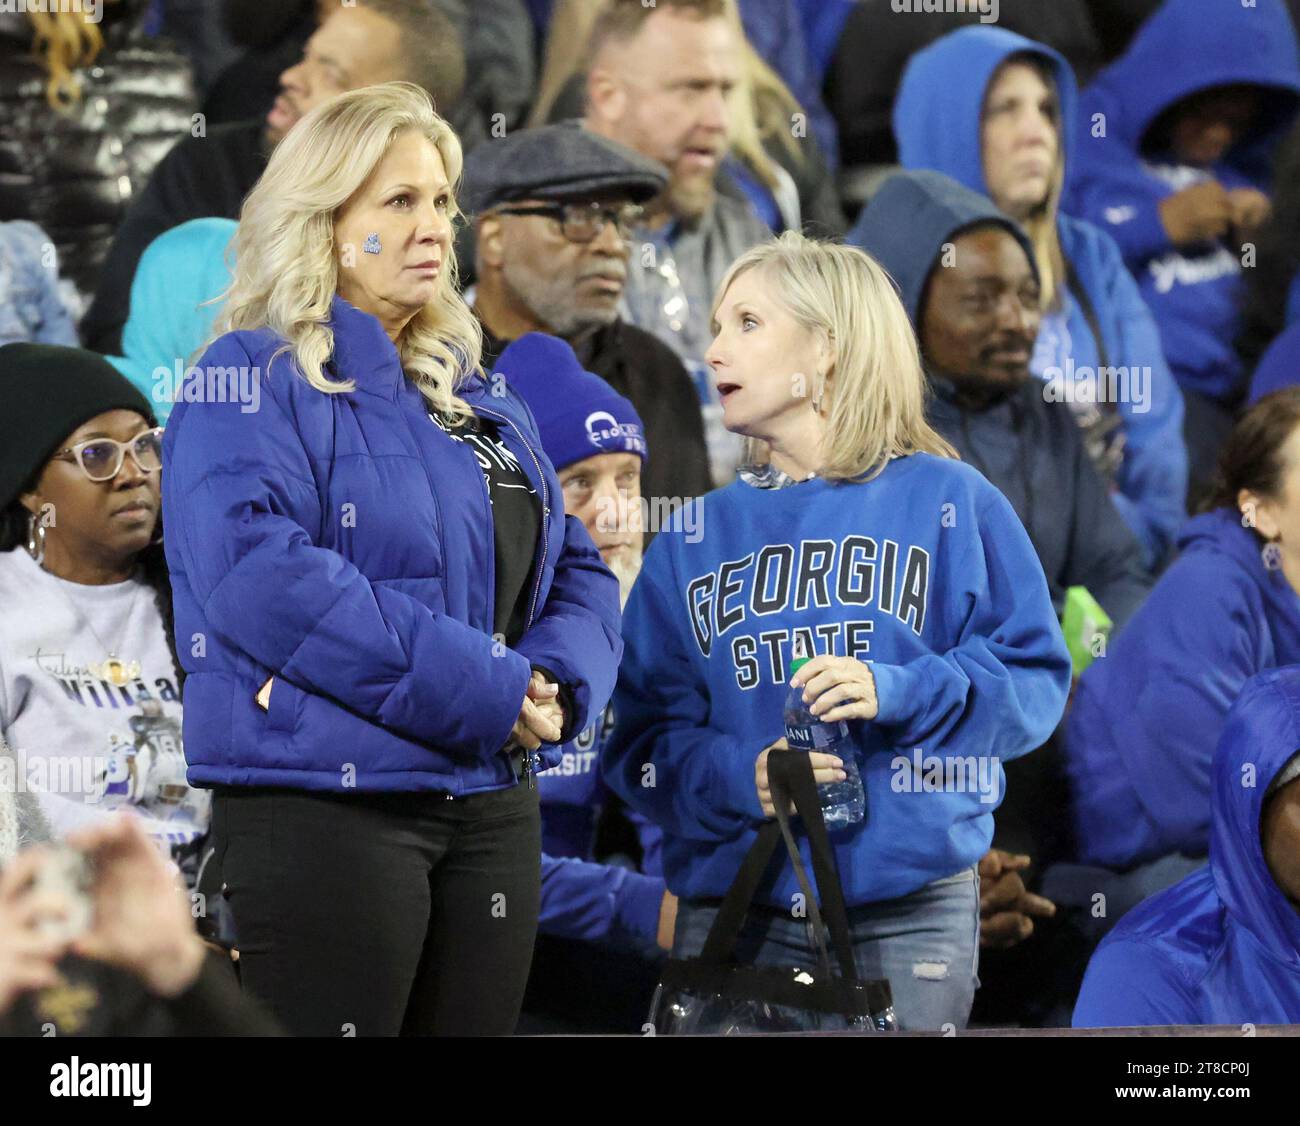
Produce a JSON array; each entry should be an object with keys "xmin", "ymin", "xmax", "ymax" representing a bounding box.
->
[{"xmin": 212, "ymin": 782, "xmax": 541, "ymax": 1036}]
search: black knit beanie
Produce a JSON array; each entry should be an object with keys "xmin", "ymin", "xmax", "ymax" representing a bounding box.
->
[{"xmin": 0, "ymin": 343, "xmax": 156, "ymax": 510}]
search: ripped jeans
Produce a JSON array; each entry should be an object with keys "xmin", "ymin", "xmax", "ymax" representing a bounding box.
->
[{"xmin": 670, "ymin": 866, "xmax": 980, "ymax": 1031}]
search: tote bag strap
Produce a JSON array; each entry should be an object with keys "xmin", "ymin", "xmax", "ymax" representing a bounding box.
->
[
  {"xmin": 767, "ymin": 748, "xmax": 861, "ymax": 983},
  {"xmin": 697, "ymin": 749, "xmax": 861, "ymax": 984}
]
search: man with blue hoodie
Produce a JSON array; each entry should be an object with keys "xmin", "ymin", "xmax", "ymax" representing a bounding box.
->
[
  {"xmin": 891, "ymin": 24, "xmax": 1187, "ymax": 570},
  {"xmin": 851, "ymin": 170, "xmax": 1153, "ymax": 636},
  {"xmin": 496, "ymin": 334, "xmax": 671, "ymax": 1031},
  {"xmin": 1074, "ymin": 667, "xmax": 1300, "ymax": 1027},
  {"xmin": 1065, "ymin": 0, "xmax": 1300, "ymax": 487}
]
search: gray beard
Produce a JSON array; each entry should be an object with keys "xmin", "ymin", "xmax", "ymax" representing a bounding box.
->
[{"xmin": 607, "ymin": 548, "xmax": 643, "ymax": 609}]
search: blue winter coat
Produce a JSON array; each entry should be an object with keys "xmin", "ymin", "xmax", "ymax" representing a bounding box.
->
[
  {"xmin": 1074, "ymin": 667, "xmax": 1300, "ymax": 1028},
  {"xmin": 1065, "ymin": 509, "xmax": 1300, "ymax": 869},
  {"xmin": 891, "ymin": 25, "xmax": 1187, "ymax": 568},
  {"xmin": 162, "ymin": 302, "xmax": 623, "ymax": 795}
]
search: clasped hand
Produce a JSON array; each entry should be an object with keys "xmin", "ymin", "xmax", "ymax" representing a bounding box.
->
[{"xmin": 507, "ymin": 670, "xmax": 566, "ymax": 752}]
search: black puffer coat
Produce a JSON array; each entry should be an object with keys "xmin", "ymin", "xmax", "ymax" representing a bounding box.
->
[{"xmin": 0, "ymin": 2, "xmax": 195, "ymax": 319}]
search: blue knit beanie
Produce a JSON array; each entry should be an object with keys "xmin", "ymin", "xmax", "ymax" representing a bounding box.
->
[{"xmin": 496, "ymin": 333, "xmax": 648, "ymax": 470}]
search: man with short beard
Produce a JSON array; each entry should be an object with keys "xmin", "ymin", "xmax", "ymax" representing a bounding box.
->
[
  {"xmin": 583, "ymin": 0, "xmax": 771, "ymax": 488},
  {"xmin": 465, "ymin": 122, "xmax": 713, "ymax": 506},
  {"xmin": 82, "ymin": 0, "xmax": 466, "ymax": 355}
]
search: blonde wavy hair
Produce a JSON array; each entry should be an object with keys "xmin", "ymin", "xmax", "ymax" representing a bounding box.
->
[
  {"xmin": 711, "ymin": 232, "xmax": 958, "ymax": 482},
  {"xmin": 531, "ymin": 0, "xmax": 804, "ymax": 193},
  {"xmin": 27, "ymin": 3, "xmax": 116, "ymax": 112},
  {"xmin": 219, "ymin": 81, "xmax": 480, "ymax": 421}
]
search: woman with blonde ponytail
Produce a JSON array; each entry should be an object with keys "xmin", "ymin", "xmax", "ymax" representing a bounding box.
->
[
  {"xmin": 602, "ymin": 232, "xmax": 1071, "ymax": 1031},
  {"xmin": 163, "ymin": 82, "xmax": 622, "ymax": 1036}
]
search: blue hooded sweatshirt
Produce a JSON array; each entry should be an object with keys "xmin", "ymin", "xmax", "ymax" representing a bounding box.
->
[
  {"xmin": 850, "ymin": 170, "xmax": 1153, "ymax": 633},
  {"xmin": 1073, "ymin": 667, "xmax": 1300, "ymax": 1028},
  {"xmin": 107, "ymin": 218, "xmax": 237, "ymax": 424},
  {"xmin": 1063, "ymin": 0, "xmax": 1300, "ymax": 405},
  {"xmin": 601, "ymin": 454, "xmax": 1072, "ymax": 907},
  {"xmin": 1065, "ymin": 509, "xmax": 1300, "ymax": 869},
  {"xmin": 1248, "ymin": 321, "xmax": 1300, "ymax": 405},
  {"xmin": 162, "ymin": 306, "xmax": 623, "ymax": 795},
  {"xmin": 892, "ymin": 25, "xmax": 1187, "ymax": 568}
]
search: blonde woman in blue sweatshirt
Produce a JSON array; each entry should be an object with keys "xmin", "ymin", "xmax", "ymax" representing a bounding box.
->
[{"xmin": 601, "ymin": 231, "xmax": 1072, "ymax": 1030}]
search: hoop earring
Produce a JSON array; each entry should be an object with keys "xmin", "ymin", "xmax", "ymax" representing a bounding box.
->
[
  {"xmin": 811, "ymin": 377, "xmax": 826, "ymax": 415},
  {"xmin": 26, "ymin": 512, "xmax": 46, "ymax": 565}
]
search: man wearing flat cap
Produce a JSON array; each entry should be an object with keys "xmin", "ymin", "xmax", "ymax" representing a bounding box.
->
[{"xmin": 464, "ymin": 121, "xmax": 713, "ymax": 506}]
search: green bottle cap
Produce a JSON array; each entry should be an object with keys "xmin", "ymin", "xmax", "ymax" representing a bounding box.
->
[{"xmin": 789, "ymin": 657, "xmax": 810, "ymax": 676}]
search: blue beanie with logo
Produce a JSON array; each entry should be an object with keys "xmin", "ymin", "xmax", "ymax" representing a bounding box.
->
[{"xmin": 495, "ymin": 333, "xmax": 648, "ymax": 471}]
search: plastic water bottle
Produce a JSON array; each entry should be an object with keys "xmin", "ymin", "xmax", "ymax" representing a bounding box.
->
[{"xmin": 783, "ymin": 643, "xmax": 865, "ymax": 827}]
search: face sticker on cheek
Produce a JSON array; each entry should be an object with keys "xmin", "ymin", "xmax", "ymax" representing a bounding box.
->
[{"xmin": 363, "ymin": 232, "xmax": 382, "ymax": 255}]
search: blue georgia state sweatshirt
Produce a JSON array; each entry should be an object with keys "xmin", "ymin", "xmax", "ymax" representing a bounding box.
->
[{"xmin": 600, "ymin": 453, "xmax": 1072, "ymax": 908}]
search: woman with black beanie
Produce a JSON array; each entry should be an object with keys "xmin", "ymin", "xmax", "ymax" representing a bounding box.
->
[{"xmin": 0, "ymin": 342, "xmax": 208, "ymax": 882}]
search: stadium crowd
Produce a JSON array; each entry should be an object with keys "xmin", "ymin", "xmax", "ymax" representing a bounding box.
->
[{"xmin": 3, "ymin": 0, "xmax": 1300, "ymax": 1036}]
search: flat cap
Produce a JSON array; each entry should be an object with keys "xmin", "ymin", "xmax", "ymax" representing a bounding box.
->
[{"xmin": 460, "ymin": 120, "xmax": 668, "ymax": 216}]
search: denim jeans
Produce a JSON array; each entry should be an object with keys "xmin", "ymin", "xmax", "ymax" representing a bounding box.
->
[{"xmin": 670, "ymin": 866, "xmax": 981, "ymax": 1031}]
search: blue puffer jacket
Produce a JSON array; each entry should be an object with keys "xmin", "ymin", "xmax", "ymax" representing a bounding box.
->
[
  {"xmin": 1074, "ymin": 667, "xmax": 1300, "ymax": 1028},
  {"xmin": 162, "ymin": 300, "xmax": 623, "ymax": 795}
]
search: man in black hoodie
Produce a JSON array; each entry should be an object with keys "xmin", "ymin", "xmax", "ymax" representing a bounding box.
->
[{"xmin": 851, "ymin": 170, "xmax": 1152, "ymax": 636}]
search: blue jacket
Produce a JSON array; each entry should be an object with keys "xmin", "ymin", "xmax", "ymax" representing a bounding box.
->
[
  {"xmin": 601, "ymin": 456, "xmax": 1072, "ymax": 907},
  {"xmin": 892, "ymin": 25, "xmax": 1187, "ymax": 568},
  {"xmin": 107, "ymin": 218, "xmax": 238, "ymax": 424},
  {"xmin": 1065, "ymin": 509, "xmax": 1300, "ymax": 869},
  {"xmin": 538, "ymin": 703, "xmax": 666, "ymax": 944},
  {"xmin": 1063, "ymin": 0, "xmax": 1300, "ymax": 404},
  {"xmin": 1248, "ymin": 321, "xmax": 1300, "ymax": 404},
  {"xmin": 1073, "ymin": 667, "xmax": 1300, "ymax": 1028},
  {"xmin": 162, "ymin": 303, "xmax": 623, "ymax": 794},
  {"xmin": 0, "ymin": 221, "xmax": 77, "ymax": 348}
]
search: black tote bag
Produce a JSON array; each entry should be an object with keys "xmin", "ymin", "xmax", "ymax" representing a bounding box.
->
[{"xmin": 648, "ymin": 749, "xmax": 897, "ymax": 1034}]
